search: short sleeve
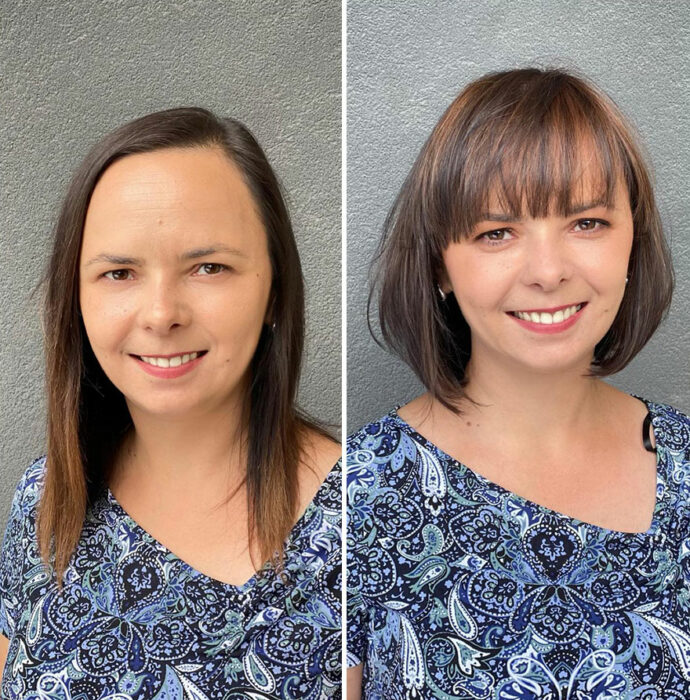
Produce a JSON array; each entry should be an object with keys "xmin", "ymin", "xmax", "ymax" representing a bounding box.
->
[
  {"xmin": 0, "ymin": 459, "xmax": 42, "ymax": 639},
  {"xmin": 346, "ymin": 455, "xmax": 369, "ymax": 667}
]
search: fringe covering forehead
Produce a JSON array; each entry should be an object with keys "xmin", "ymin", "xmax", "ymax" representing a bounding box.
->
[{"xmin": 422, "ymin": 69, "xmax": 632, "ymax": 248}]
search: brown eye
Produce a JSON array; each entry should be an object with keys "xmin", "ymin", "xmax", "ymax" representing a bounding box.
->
[
  {"xmin": 104, "ymin": 269, "xmax": 132, "ymax": 281},
  {"xmin": 197, "ymin": 263, "xmax": 227, "ymax": 275},
  {"xmin": 477, "ymin": 228, "xmax": 514, "ymax": 244},
  {"xmin": 574, "ymin": 219, "xmax": 608, "ymax": 232}
]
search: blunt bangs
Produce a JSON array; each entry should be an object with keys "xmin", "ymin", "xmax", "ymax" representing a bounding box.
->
[{"xmin": 430, "ymin": 70, "xmax": 630, "ymax": 248}]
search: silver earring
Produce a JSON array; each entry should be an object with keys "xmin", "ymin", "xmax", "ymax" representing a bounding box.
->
[
  {"xmin": 625, "ymin": 277, "xmax": 629, "ymax": 284},
  {"xmin": 437, "ymin": 284, "xmax": 447, "ymax": 302},
  {"xmin": 271, "ymin": 321, "xmax": 276, "ymax": 331}
]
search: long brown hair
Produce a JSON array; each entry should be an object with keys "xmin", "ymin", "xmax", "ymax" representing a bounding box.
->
[
  {"xmin": 40, "ymin": 107, "xmax": 322, "ymax": 582},
  {"xmin": 374, "ymin": 68, "xmax": 673, "ymax": 410}
]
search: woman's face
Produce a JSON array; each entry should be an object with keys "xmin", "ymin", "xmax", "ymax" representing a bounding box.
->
[
  {"xmin": 441, "ymin": 175, "xmax": 634, "ymax": 375},
  {"xmin": 79, "ymin": 146, "xmax": 272, "ymax": 420}
]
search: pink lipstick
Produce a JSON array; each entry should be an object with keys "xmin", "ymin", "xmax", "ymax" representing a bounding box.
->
[
  {"xmin": 507, "ymin": 303, "xmax": 587, "ymax": 334},
  {"xmin": 131, "ymin": 350, "xmax": 207, "ymax": 379}
]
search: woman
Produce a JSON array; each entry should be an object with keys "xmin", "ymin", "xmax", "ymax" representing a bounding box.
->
[
  {"xmin": 347, "ymin": 69, "xmax": 689, "ymax": 699},
  {"xmin": 0, "ymin": 108, "xmax": 341, "ymax": 698}
]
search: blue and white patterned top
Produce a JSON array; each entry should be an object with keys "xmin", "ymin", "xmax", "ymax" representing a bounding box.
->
[
  {"xmin": 347, "ymin": 398, "xmax": 690, "ymax": 699},
  {"xmin": 0, "ymin": 456, "xmax": 341, "ymax": 699}
]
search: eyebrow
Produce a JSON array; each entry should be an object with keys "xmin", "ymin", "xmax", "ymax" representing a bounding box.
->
[
  {"xmin": 84, "ymin": 243, "xmax": 248, "ymax": 267},
  {"xmin": 479, "ymin": 198, "xmax": 611, "ymax": 223}
]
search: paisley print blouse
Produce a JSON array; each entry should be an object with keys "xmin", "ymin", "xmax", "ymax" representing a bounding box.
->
[
  {"xmin": 347, "ymin": 398, "xmax": 690, "ymax": 699},
  {"xmin": 0, "ymin": 457, "xmax": 342, "ymax": 699}
]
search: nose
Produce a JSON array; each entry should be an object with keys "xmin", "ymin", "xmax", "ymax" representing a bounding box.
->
[
  {"xmin": 138, "ymin": 276, "xmax": 191, "ymax": 333},
  {"xmin": 521, "ymin": 230, "xmax": 571, "ymax": 292}
]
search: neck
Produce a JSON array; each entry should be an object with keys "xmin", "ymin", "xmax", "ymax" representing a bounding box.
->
[
  {"xmin": 115, "ymin": 392, "xmax": 249, "ymax": 495},
  {"xmin": 459, "ymin": 352, "xmax": 608, "ymax": 449}
]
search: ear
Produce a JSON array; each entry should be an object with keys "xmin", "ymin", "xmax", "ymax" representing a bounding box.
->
[{"xmin": 436, "ymin": 266, "xmax": 452, "ymax": 295}]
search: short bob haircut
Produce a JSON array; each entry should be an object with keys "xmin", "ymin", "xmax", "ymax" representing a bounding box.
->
[
  {"xmin": 40, "ymin": 107, "xmax": 317, "ymax": 582},
  {"xmin": 374, "ymin": 67, "xmax": 673, "ymax": 409}
]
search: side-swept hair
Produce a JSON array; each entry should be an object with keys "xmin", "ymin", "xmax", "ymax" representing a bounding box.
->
[
  {"xmin": 40, "ymin": 107, "xmax": 319, "ymax": 582},
  {"xmin": 374, "ymin": 68, "xmax": 673, "ymax": 409}
]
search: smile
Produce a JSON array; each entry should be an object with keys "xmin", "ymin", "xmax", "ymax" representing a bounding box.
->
[
  {"xmin": 136, "ymin": 351, "xmax": 206, "ymax": 368},
  {"xmin": 507, "ymin": 302, "xmax": 588, "ymax": 334},
  {"xmin": 508, "ymin": 303, "xmax": 585, "ymax": 325},
  {"xmin": 130, "ymin": 350, "xmax": 208, "ymax": 378}
]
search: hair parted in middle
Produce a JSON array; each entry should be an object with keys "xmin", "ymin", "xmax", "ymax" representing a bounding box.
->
[{"xmin": 373, "ymin": 67, "xmax": 673, "ymax": 410}]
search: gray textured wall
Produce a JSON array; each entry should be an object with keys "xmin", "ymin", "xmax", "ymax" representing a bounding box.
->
[
  {"xmin": 347, "ymin": 0, "xmax": 690, "ymax": 432},
  {"xmin": 0, "ymin": 0, "xmax": 341, "ymax": 518}
]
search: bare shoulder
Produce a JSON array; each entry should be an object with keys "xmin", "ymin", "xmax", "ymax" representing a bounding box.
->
[
  {"xmin": 598, "ymin": 382, "xmax": 656, "ymax": 449},
  {"xmin": 298, "ymin": 426, "xmax": 341, "ymax": 496},
  {"xmin": 397, "ymin": 392, "xmax": 436, "ymax": 428},
  {"xmin": 599, "ymin": 381, "xmax": 646, "ymax": 409},
  {"xmin": 397, "ymin": 392, "xmax": 469, "ymax": 442}
]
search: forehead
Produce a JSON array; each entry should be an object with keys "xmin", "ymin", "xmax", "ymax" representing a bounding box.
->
[{"xmin": 82, "ymin": 146, "xmax": 266, "ymax": 255}]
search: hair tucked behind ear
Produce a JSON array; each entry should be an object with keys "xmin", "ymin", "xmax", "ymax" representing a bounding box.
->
[
  {"xmin": 373, "ymin": 67, "xmax": 673, "ymax": 411},
  {"xmin": 40, "ymin": 107, "xmax": 329, "ymax": 584}
]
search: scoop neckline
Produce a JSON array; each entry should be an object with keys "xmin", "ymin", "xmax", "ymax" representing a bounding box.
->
[
  {"xmin": 104, "ymin": 458, "xmax": 341, "ymax": 593},
  {"xmin": 388, "ymin": 396, "xmax": 666, "ymax": 539}
]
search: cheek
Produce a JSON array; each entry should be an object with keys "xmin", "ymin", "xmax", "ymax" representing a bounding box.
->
[
  {"xmin": 203, "ymin": 283, "xmax": 270, "ymax": 348},
  {"xmin": 213, "ymin": 307, "xmax": 263, "ymax": 343},
  {"xmin": 580, "ymin": 242, "xmax": 630, "ymax": 292},
  {"xmin": 80, "ymin": 293, "xmax": 133, "ymax": 354},
  {"xmin": 447, "ymin": 258, "xmax": 513, "ymax": 315}
]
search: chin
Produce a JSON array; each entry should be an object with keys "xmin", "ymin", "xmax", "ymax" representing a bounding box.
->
[
  {"xmin": 525, "ymin": 355, "xmax": 593, "ymax": 375},
  {"xmin": 125, "ymin": 394, "xmax": 206, "ymax": 419}
]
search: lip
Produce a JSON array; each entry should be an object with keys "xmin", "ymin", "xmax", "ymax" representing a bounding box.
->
[
  {"xmin": 507, "ymin": 303, "xmax": 587, "ymax": 334},
  {"xmin": 130, "ymin": 351, "xmax": 207, "ymax": 379},
  {"xmin": 135, "ymin": 350, "xmax": 204, "ymax": 359},
  {"xmin": 510, "ymin": 302, "xmax": 585, "ymax": 314}
]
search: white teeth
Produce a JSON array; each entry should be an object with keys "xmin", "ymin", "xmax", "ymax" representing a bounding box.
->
[
  {"xmin": 514, "ymin": 304, "xmax": 583, "ymax": 324},
  {"xmin": 139, "ymin": 351, "xmax": 199, "ymax": 368}
]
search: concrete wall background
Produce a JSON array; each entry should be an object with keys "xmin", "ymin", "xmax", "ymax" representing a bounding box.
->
[
  {"xmin": 348, "ymin": 0, "xmax": 690, "ymax": 432},
  {"xmin": 0, "ymin": 0, "xmax": 341, "ymax": 518}
]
